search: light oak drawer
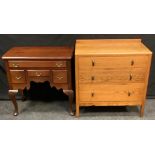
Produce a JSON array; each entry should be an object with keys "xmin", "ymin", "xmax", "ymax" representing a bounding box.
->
[
  {"xmin": 79, "ymin": 84, "xmax": 144, "ymax": 102},
  {"xmin": 79, "ymin": 68, "xmax": 146, "ymax": 84},
  {"xmin": 10, "ymin": 70, "xmax": 26, "ymax": 84},
  {"xmin": 8, "ymin": 61, "xmax": 66, "ymax": 68},
  {"xmin": 78, "ymin": 56, "xmax": 149, "ymax": 70},
  {"xmin": 28, "ymin": 70, "xmax": 50, "ymax": 77},
  {"xmin": 52, "ymin": 70, "xmax": 68, "ymax": 84}
]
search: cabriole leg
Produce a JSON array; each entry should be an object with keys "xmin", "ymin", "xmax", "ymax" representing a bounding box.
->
[{"xmin": 8, "ymin": 90, "xmax": 19, "ymax": 116}]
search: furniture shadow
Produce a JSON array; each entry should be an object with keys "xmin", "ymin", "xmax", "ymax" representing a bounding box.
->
[
  {"xmin": 81, "ymin": 106, "xmax": 139, "ymax": 113},
  {"xmin": 21, "ymin": 81, "xmax": 70, "ymax": 113}
]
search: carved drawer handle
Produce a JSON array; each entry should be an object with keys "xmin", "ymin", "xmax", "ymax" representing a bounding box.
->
[
  {"xmin": 56, "ymin": 63, "xmax": 63, "ymax": 67},
  {"xmin": 129, "ymin": 74, "xmax": 133, "ymax": 81},
  {"xmin": 91, "ymin": 76, "xmax": 95, "ymax": 81},
  {"xmin": 92, "ymin": 60, "xmax": 95, "ymax": 66},
  {"xmin": 13, "ymin": 63, "xmax": 19, "ymax": 67},
  {"xmin": 15, "ymin": 76, "xmax": 22, "ymax": 80},
  {"xmin": 36, "ymin": 72, "xmax": 42, "ymax": 77},
  {"xmin": 128, "ymin": 92, "xmax": 131, "ymax": 96},
  {"xmin": 57, "ymin": 76, "xmax": 63, "ymax": 80},
  {"xmin": 131, "ymin": 60, "xmax": 134, "ymax": 66},
  {"xmin": 91, "ymin": 92, "xmax": 94, "ymax": 97}
]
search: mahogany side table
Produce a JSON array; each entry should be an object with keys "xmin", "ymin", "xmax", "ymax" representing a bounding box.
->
[{"xmin": 2, "ymin": 46, "xmax": 74, "ymax": 116}]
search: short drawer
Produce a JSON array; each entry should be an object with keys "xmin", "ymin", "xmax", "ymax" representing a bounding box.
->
[
  {"xmin": 79, "ymin": 68, "xmax": 146, "ymax": 84},
  {"xmin": 8, "ymin": 61, "xmax": 66, "ymax": 68},
  {"xmin": 79, "ymin": 84, "xmax": 144, "ymax": 102},
  {"xmin": 78, "ymin": 56, "xmax": 149, "ymax": 70},
  {"xmin": 28, "ymin": 70, "xmax": 50, "ymax": 77},
  {"xmin": 10, "ymin": 70, "xmax": 26, "ymax": 83},
  {"xmin": 52, "ymin": 70, "xmax": 68, "ymax": 83}
]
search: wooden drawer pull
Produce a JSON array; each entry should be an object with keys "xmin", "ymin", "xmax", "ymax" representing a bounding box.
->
[
  {"xmin": 56, "ymin": 63, "xmax": 63, "ymax": 67},
  {"xmin": 57, "ymin": 76, "xmax": 63, "ymax": 80},
  {"xmin": 91, "ymin": 92, "xmax": 94, "ymax": 97},
  {"xmin": 15, "ymin": 76, "xmax": 22, "ymax": 80},
  {"xmin": 129, "ymin": 74, "xmax": 133, "ymax": 81},
  {"xmin": 128, "ymin": 92, "xmax": 131, "ymax": 96},
  {"xmin": 13, "ymin": 63, "xmax": 19, "ymax": 67},
  {"xmin": 92, "ymin": 60, "xmax": 95, "ymax": 66},
  {"xmin": 91, "ymin": 76, "xmax": 95, "ymax": 81},
  {"xmin": 131, "ymin": 60, "xmax": 134, "ymax": 66}
]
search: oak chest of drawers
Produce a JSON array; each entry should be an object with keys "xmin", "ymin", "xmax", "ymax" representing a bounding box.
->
[
  {"xmin": 75, "ymin": 39, "xmax": 152, "ymax": 117},
  {"xmin": 2, "ymin": 46, "xmax": 74, "ymax": 116}
]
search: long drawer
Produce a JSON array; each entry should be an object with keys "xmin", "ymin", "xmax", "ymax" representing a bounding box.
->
[
  {"xmin": 79, "ymin": 68, "xmax": 146, "ymax": 84},
  {"xmin": 78, "ymin": 56, "xmax": 149, "ymax": 70},
  {"xmin": 8, "ymin": 61, "xmax": 66, "ymax": 68},
  {"xmin": 79, "ymin": 84, "xmax": 144, "ymax": 102}
]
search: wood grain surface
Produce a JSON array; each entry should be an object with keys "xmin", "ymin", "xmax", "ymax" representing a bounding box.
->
[{"xmin": 75, "ymin": 39, "xmax": 152, "ymax": 117}]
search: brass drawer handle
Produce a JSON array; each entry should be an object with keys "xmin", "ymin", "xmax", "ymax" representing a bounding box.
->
[
  {"xmin": 13, "ymin": 63, "xmax": 19, "ymax": 67},
  {"xmin": 15, "ymin": 76, "xmax": 22, "ymax": 80},
  {"xmin": 56, "ymin": 63, "xmax": 63, "ymax": 67},
  {"xmin": 36, "ymin": 72, "xmax": 42, "ymax": 77},
  {"xmin": 129, "ymin": 74, "xmax": 133, "ymax": 81},
  {"xmin": 91, "ymin": 92, "xmax": 94, "ymax": 97},
  {"xmin": 131, "ymin": 60, "xmax": 134, "ymax": 66},
  {"xmin": 57, "ymin": 76, "xmax": 63, "ymax": 80},
  {"xmin": 92, "ymin": 60, "xmax": 95, "ymax": 66},
  {"xmin": 91, "ymin": 76, "xmax": 95, "ymax": 81}
]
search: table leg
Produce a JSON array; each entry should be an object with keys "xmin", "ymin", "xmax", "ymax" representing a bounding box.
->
[
  {"xmin": 8, "ymin": 90, "xmax": 19, "ymax": 116},
  {"xmin": 140, "ymin": 103, "xmax": 144, "ymax": 117},
  {"xmin": 63, "ymin": 90, "xmax": 74, "ymax": 116},
  {"xmin": 76, "ymin": 103, "xmax": 79, "ymax": 117}
]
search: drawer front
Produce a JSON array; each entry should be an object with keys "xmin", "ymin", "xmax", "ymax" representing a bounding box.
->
[
  {"xmin": 28, "ymin": 77, "xmax": 50, "ymax": 83},
  {"xmin": 8, "ymin": 61, "xmax": 66, "ymax": 68},
  {"xmin": 78, "ymin": 56, "xmax": 149, "ymax": 70},
  {"xmin": 52, "ymin": 70, "xmax": 68, "ymax": 83},
  {"xmin": 79, "ymin": 68, "xmax": 146, "ymax": 84},
  {"xmin": 10, "ymin": 70, "xmax": 26, "ymax": 83},
  {"xmin": 79, "ymin": 84, "xmax": 144, "ymax": 102},
  {"xmin": 28, "ymin": 70, "xmax": 50, "ymax": 77}
]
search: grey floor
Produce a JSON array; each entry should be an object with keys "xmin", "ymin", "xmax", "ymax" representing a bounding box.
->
[{"xmin": 0, "ymin": 99, "xmax": 155, "ymax": 120}]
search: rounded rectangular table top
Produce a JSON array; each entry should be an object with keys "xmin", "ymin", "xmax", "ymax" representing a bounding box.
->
[
  {"xmin": 75, "ymin": 39, "xmax": 152, "ymax": 55},
  {"xmin": 2, "ymin": 46, "xmax": 73, "ymax": 60}
]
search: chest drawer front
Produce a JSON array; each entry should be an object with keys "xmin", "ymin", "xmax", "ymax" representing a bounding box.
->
[
  {"xmin": 79, "ymin": 68, "xmax": 146, "ymax": 84},
  {"xmin": 78, "ymin": 56, "xmax": 149, "ymax": 70},
  {"xmin": 79, "ymin": 84, "xmax": 144, "ymax": 102},
  {"xmin": 8, "ymin": 61, "xmax": 66, "ymax": 68},
  {"xmin": 10, "ymin": 70, "xmax": 26, "ymax": 83},
  {"xmin": 28, "ymin": 70, "xmax": 50, "ymax": 77},
  {"xmin": 52, "ymin": 70, "xmax": 68, "ymax": 83}
]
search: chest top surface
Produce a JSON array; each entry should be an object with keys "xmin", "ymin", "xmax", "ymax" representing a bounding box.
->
[
  {"xmin": 2, "ymin": 46, "xmax": 73, "ymax": 60},
  {"xmin": 75, "ymin": 39, "xmax": 152, "ymax": 56}
]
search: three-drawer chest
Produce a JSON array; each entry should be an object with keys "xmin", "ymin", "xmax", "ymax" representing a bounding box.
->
[
  {"xmin": 75, "ymin": 39, "xmax": 152, "ymax": 117},
  {"xmin": 2, "ymin": 46, "xmax": 74, "ymax": 116}
]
